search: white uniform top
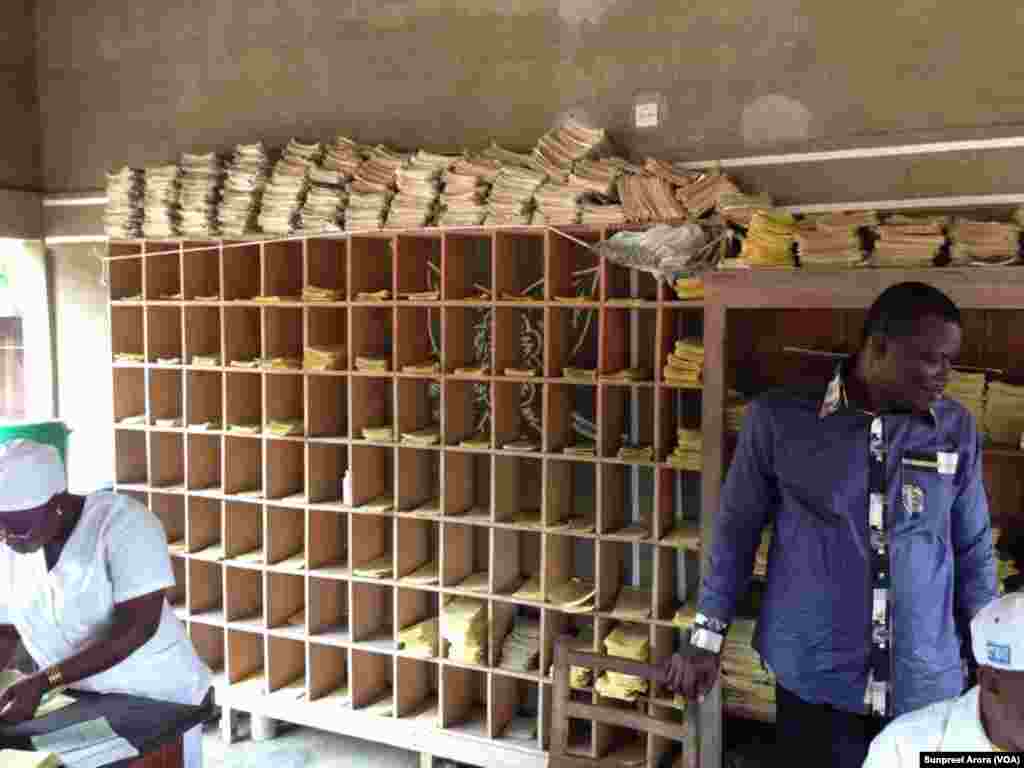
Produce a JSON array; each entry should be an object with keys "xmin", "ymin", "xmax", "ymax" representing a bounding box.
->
[
  {"xmin": 863, "ymin": 686, "xmax": 1001, "ymax": 767},
  {"xmin": 0, "ymin": 492, "xmax": 211, "ymax": 706}
]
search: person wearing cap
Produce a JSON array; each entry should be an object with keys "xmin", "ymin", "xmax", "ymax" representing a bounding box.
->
[
  {"xmin": 862, "ymin": 592, "xmax": 1024, "ymax": 764},
  {"xmin": 0, "ymin": 440, "xmax": 211, "ymax": 767}
]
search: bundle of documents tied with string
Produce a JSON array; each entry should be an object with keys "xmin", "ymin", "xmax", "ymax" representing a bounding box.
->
[
  {"xmin": 950, "ymin": 217, "xmax": 1021, "ymax": 265},
  {"xmin": 669, "ymin": 428, "xmax": 703, "ymax": 471},
  {"xmin": 257, "ymin": 139, "xmax": 323, "ymax": 234},
  {"xmin": 104, "ymin": 167, "xmax": 144, "ymax": 238},
  {"xmin": 944, "ymin": 369, "xmax": 987, "ymax": 428},
  {"xmin": 530, "ymin": 117, "xmax": 610, "ymax": 184},
  {"xmin": 142, "ymin": 163, "xmax": 182, "ymax": 238},
  {"xmin": 346, "ymin": 145, "xmax": 407, "ymax": 231},
  {"xmin": 983, "ymin": 380, "xmax": 1024, "ymax": 446},
  {"xmin": 442, "ymin": 597, "xmax": 488, "ymax": 665},
  {"xmin": 388, "ymin": 151, "xmax": 458, "ymax": 228},
  {"xmin": 178, "ymin": 152, "xmax": 224, "ymax": 238},
  {"xmin": 618, "ymin": 168, "xmax": 686, "ymax": 223},
  {"xmin": 498, "ymin": 615, "xmax": 541, "ymax": 672},
  {"xmin": 734, "ymin": 210, "xmax": 797, "ymax": 267},
  {"xmin": 871, "ymin": 215, "xmax": 949, "ymax": 267},
  {"xmin": 438, "ymin": 154, "xmax": 502, "ymax": 226},
  {"xmin": 483, "ymin": 159, "xmax": 545, "ymax": 225},
  {"xmin": 722, "ymin": 618, "xmax": 776, "ymax": 721},
  {"xmin": 594, "ymin": 624, "xmax": 650, "ymax": 702},
  {"xmin": 794, "ymin": 211, "xmax": 876, "ymax": 268},
  {"xmin": 664, "ymin": 338, "xmax": 703, "ymax": 387},
  {"xmin": 673, "ymin": 171, "xmax": 742, "ymax": 219},
  {"xmin": 217, "ymin": 142, "xmax": 270, "ymax": 237}
]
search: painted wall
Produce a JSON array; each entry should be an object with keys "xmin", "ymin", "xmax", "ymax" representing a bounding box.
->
[
  {"xmin": 35, "ymin": 0, "xmax": 1024, "ymax": 195},
  {"xmin": 1, "ymin": 0, "xmax": 41, "ymax": 191}
]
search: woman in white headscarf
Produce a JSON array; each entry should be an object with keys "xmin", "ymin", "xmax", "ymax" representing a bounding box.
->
[{"xmin": 0, "ymin": 440, "xmax": 211, "ymax": 767}]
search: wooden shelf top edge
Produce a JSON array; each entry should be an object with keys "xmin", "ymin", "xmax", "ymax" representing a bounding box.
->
[{"xmin": 109, "ymin": 299, "xmax": 705, "ymax": 309}]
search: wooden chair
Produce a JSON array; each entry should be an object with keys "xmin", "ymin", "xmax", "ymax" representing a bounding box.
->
[{"xmin": 550, "ymin": 639, "xmax": 700, "ymax": 768}]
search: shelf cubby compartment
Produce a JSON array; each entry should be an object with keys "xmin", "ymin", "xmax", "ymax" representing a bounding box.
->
[
  {"xmin": 147, "ymin": 305, "xmax": 184, "ymax": 363},
  {"xmin": 652, "ymin": 544, "xmax": 695, "ymax": 623},
  {"xmin": 351, "ymin": 514, "xmax": 393, "ymax": 581},
  {"xmin": 599, "ymin": 463, "xmax": 655, "ymax": 539},
  {"xmin": 495, "ymin": 231, "xmax": 544, "ymax": 302},
  {"xmin": 347, "ymin": 444, "xmax": 394, "ymax": 510},
  {"xmin": 181, "ymin": 242, "xmax": 220, "ymax": 301},
  {"xmin": 262, "ymin": 240, "xmax": 303, "ymax": 299},
  {"xmin": 491, "ymin": 674, "xmax": 540, "ymax": 745},
  {"xmin": 396, "ymin": 234, "xmax": 441, "ymax": 298},
  {"xmin": 222, "ymin": 306, "xmax": 261, "ymax": 365},
  {"xmin": 597, "ymin": 541, "xmax": 655, "ymax": 615},
  {"xmin": 224, "ymin": 565, "xmax": 264, "ymax": 630},
  {"xmin": 599, "ymin": 384, "xmax": 655, "ymax": 462},
  {"xmin": 111, "ymin": 305, "xmax": 144, "ymax": 362},
  {"xmin": 396, "ymin": 656, "xmax": 439, "ymax": 723},
  {"xmin": 220, "ymin": 243, "xmax": 260, "ymax": 302},
  {"xmin": 493, "ymin": 307, "xmax": 544, "ymax": 379},
  {"xmin": 547, "ymin": 228, "xmax": 600, "ymax": 302},
  {"xmin": 547, "ymin": 304, "xmax": 600, "ymax": 379},
  {"xmin": 222, "ymin": 435, "xmax": 262, "ymax": 497},
  {"xmin": 265, "ymin": 505, "xmax": 305, "ymax": 570},
  {"xmin": 305, "ymin": 238, "xmax": 346, "ymax": 299},
  {"xmin": 308, "ymin": 643, "xmax": 349, "ymax": 705},
  {"xmin": 266, "ymin": 635, "xmax": 307, "ymax": 701},
  {"xmin": 185, "ymin": 370, "xmax": 222, "ymax": 430},
  {"xmin": 604, "ymin": 246, "xmax": 659, "ymax": 303},
  {"xmin": 655, "ymin": 466, "xmax": 701, "ymax": 551},
  {"xmin": 267, "ymin": 572, "xmax": 306, "ymax": 639},
  {"xmin": 544, "ymin": 459, "xmax": 597, "ymax": 529},
  {"xmin": 226, "ymin": 628, "xmax": 265, "ymax": 695},
  {"xmin": 443, "ymin": 380, "xmax": 487, "ymax": 446},
  {"xmin": 308, "ymin": 509, "xmax": 348, "ymax": 577},
  {"xmin": 493, "ymin": 381, "xmax": 543, "ymax": 449},
  {"xmin": 186, "ymin": 434, "xmax": 221, "ymax": 492},
  {"xmin": 223, "ymin": 500, "xmax": 263, "ymax": 564},
  {"xmin": 149, "ymin": 431, "xmax": 185, "ymax": 489},
  {"xmin": 306, "ymin": 375, "xmax": 348, "ymax": 438},
  {"xmin": 492, "ymin": 529, "xmax": 542, "ymax": 598},
  {"xmin": 351, "ymin": 582, "xmax": 394, "ymax": 652},
  {"xmin": 309, "ymin": 576, "xmax": 350, "ymax": 645},
  {"xmin": 443, "ymin": 452, "xmax": 490, "ymax": 522},
  {"xmin": 493, "ymin": 455, "xmax": 543, "ymax": 525},
  {"xmin": 657, "ymin": 306, "xmax": 704, "ymax": 386},
  {"xmin": 396, "ymin": 447, "xmax": 440, "ymax": 515},
  {"xmin": 540, "ymin": 611, "xmax": 596, "ymax": 683},
  {"xmin": 441, "ymin": 522, "xmax": 489, "ymax": 592},
  {"xmin": 108, "ymin": 251, "xmax": 143, "ymax": 301},
  {"xmin": 114, "ymin": 429, "xmax": 148, "ymax": 487},
  {"xmin": 112, "ymin": 368, "xmax": 146, "ymax": 424},
  {"xmin": 183, "ymin": 305, "xmax": 221, "ymax": 366},
  {"xmin": 151, "ymin": 492, "xmax": 185, "ymax": 549},
  {"xmin": 307, "ymin": 443, "xmax": 347, "ymax": 505},
  {"xmin": 395, "ymin": 305, "xmax": 441, "ymax": 372},
  {"xmin": 188, "ymin": 623, "xmax": 225, "ymax": 682},
  {"xmin": 351, "ymin": 649, "xmax": 394, "ymax": 716},
  {"xmin": 265, "ymin": 439, "xmax": 305, "ymax": 502},
  {"xmin": 350, "ymin": 375, "xmax": 394, "ymax": 442},
  {"xmin": 148, "ymin": 368, "xmax": 183, "ymax": 426},
  {"xmin": 396, "ymin": 377, "xmax": 440, "ymax": 437},
  {"xmin": 396, "ymin": 518, "xmax": 439, "ymax": 581},
  {"xmin": 443, "ymin": 306, "xmax": 490, "ymax": 374},
  {"xmin": 545, "ymin": 534, "xmax": 596, "ymax": 609},
  {"xmin": 397, "ymin": 587, "xmax": 440, "ymax": 658},
  {"xmin": 600, "ymin": 307, "xmax": 657, "ymax": 381},
  {"xmin": 187, "ymin": 559, "xmax": 224, "ymax": 624},
  {"xmin": 350, "ymin": 306, "xmax": 394, "ymax": 374},
  {"xmin": 491, "ymin": 601, "xmax": 542, "ymax": 671},
  {"xmin": 186, "ymin": 496, "xmax": 222, "ymax": 555},
  {"xmin": 168, "ymin": 555, "xmax": 187, "ymax": 615},
  {"xmin": 306, "ymin": 305, "xmax": 348, "ymax": 369},
  {"xmin": 263, "ymin": 307, "xmax": 303, "ymax": 363},
  {"xmin": 656, "ymin": 387, "xmax": 702, "ymax": 464},
  {"xmin": 441, "ymin": 666, "xmax": 488, "ymax": 737},
  {"xmin": 264, "ymin": 373, "xmax": 304, "ymax": 432},
  {"xmin": 144, "ymin": 247, "xmax": 182, "ymax": 301},
  {"xmin": 349, "ymin": 236, "xmax": 393, "ymax": 300},
  {"xmin": 443, "ymin": 233, "xmax": 492, "ymax": 301},
  {"xmin": 546, "ymin": 383, "xmax": 597, "ymax": 454}
]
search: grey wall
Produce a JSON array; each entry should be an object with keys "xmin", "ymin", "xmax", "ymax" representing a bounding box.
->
[
  {"xmin": 2, "ymin": 0, "xmax": 41, "ymax": 190},
  {"xmin": 34, "ymin": 0, "xmax": 1024, "ymax": 194}
]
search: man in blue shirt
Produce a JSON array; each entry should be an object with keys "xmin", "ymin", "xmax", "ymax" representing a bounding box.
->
[{"xmin": 663, "ymin": 282, "xmax": 998, "ymax": 767}]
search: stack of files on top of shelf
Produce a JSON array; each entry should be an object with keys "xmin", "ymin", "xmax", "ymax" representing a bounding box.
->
[
  {"xmin": 674, "ymin": 172, "xmax": 741, "ymax": 218},
  {"xmin": 722, "ymin": 618, "xmax": 776, "ymax": 720},
  {"xmin": 438, "ymin": 155, "xmax": 502, "ymax": 226},
  {"xmin": 218, "ymin": 142, "xmax": 271, "ymax": 237},
  {"xmin": 794, "ymin": 212, "xmax": 875, "ymax": 268},
  {"xmin": 299, "ymin": 163, "xmax": 348, "ymax": 234},
  {"xmin": 104, "ymin": 167, "xmax": 144, "ymax": 238},
  {"xmin": 533, "ymin": 178, "xmax": 590, "ymax": 226},
  {"xmin": 872, "ymin": 216, "xmax": 948, "ymax": 268},
  {"xmin": 346, "ymin": 145, "xmax": 407, "ymax": 231},
  {"xmin": 736, "ymin": 210, "xmax": 797, "ymax": 267},
  {"xmin": 950, "ymin": 219, "xmax": 1021, "ymax": 265},
  {"xmin": 548, "ymin": 626, "xmax": 595, "ymax": 687},
  {"xmin": 484, "ymin": 165, "xmax": 545, "ymax": 225},
  {"xmin": 945, "ymin": 370, "xmax": 986, "ymax": 428},
  {"xmin": 442, "ymin": 597, "xmax": 487, "ymax": 665},
  {"xmin": 530, "ymin": 117, "xmax": 609, "ymax": 183},
  {"xmin": 178, "ymin": 152, "xmax": 224, "ymax": 238},
  {"xmin": 142, "ymin": 164, "xmax": 181, "ymax": 238},
  {"xmin": 398, "ymin": 616, "xmax": 439, "ymax": 657},
  {"xmin": 258, "ymin": 139, "xmax": 323, "ymax": 234},
  {"xmin": 984, "ymin": 380, "xmax": 1024, "ymax": 446},
  {"xmin": 664, "ymin": 338, "xmax": 703, "ymax": 387},
  {"xmin": 594, "ymin": 624, "xmax": 650, "ymax": 702},
  {"xmin": 668, "ymin": 428, "xmax": 702, "ymax": 471},
  {"xmin": 498, "ymin": 616, "xmax": 541, "ymax": 672},
  {"xmin": 387, "ymin": 151, "xmax": 457, "ymax": 229},
  {"xmin": 617, "ymin": 173, "xmax": 685, "ymax": 223}
]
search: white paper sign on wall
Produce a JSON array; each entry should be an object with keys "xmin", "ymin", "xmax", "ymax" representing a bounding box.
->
[{"xmin": 635, "ymin": 102, "xmax": 659, "ymax": 128}]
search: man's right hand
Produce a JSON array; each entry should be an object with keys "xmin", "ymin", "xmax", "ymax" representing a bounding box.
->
[{"xmin": 661, "ymin": 648, "xmax": 721, "ymax": 703}]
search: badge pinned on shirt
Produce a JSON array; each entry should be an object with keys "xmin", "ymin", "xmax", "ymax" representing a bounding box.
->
[
  {"xmin": 936, "ymin": 451, "xmax": 958, "ymax": 476},
  {"xmin": 902, "ymin": 483, "xmax": 925, "ymax": 517},
  {"xmin": 987, "ymin": 641, "xmax": 1011, "ymax": 666}
]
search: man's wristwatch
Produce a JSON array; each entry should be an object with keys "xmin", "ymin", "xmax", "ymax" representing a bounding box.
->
[{"xmin": 690, "ymin": 613, "xmax": 728, "ymax": 654}]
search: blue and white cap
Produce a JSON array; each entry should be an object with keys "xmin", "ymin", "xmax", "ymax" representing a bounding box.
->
[
  {"xmin": 0, "ymin": 439, "xmax": 66, "ymax": 513},
  {"xmin": 971, "ymin": 592, "xmax": 1024, "ymax": 672}
]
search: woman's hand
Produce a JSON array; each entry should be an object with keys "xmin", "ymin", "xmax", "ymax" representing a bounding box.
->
[{"xmin": 0, "ymin": 672, "xmax": 47, "ymax": 722}]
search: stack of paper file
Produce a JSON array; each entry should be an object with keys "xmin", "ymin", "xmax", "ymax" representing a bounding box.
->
[
  {"xmin": 580, "ymin": 201, "xmax": 626, "ymax": 225},
  {"xmin": 304, "ymin": 345, "xmax": 346, "ymax": 370},
  {"xmin": 258, "ymin": 139, "xmax": 323, "ymax": 234},
  {"xmin": 945, "ymin": 370, "xmax": 987, "ymax": 427},
  {"xmin": 355, "ymin": 355, "xmax": 390, "ymax": 372},
  {"xmin": 438, "ymin": 155, "xmax": 502, "ymax": 226},
  {"xmin": 362, "ymin": 426, "xmax": 395, "ymax": 442},
  {"xmin": 398, "ymin": 616, "xmax": 439, "ymax": 657},
  {"xmin": 754, "ymin": 530, "xmax": 771, "ymax": 579},
  {"xmin": 118, "ymin": 414, "xmax": 146, "ymax": 426},
  {"xmin": 114, "ymin": 352, "xmax": 146, "ymax": 364},
  {"xmin": 951, "ymin": 219, "xmax": 1020, "ymax": 265},
  {"xmin": 617, "ymin": 444, "xmax": 653, "ymax": 462},
  {"xmin": 227, "ymin": 423, "xmax": 261, "ymax": 435},
  {"xmin": 353, "ymin": 555, "xmax": 393, "ymax": 579},
  {"xmin": 549, "ymin": 578, "xmax": 596, "ymax": 613},
  {"xmin": 617, "ymin": 174, "xmax": 686, "ymax": 222},
  {"xmin": 738, "ymin": 210, "xmax": 797, "ymax": 267},
  {"xmin": 404, "ymin": 560, "xmax": 439, "ymax": 585},
  {"xmin": 564, "ymin": 441, "xmax": 596, "ymax": 458},
  {"xmin": 612, "ymin": 586, "xmax": 652, "ymax": 621},
  {"xmin": 229, "ymin": 358, "xmax": 260, "ymax": 368},
  {"xmin": 664, "ymin": 338, "xmax": 704, "ymax": 386},
  {"xmin": 548, "ymin": 626, "xmax": 595, "ymax": 687},
  {"xmin": 669, "ymin": 428, "xmax": 703, "ymax": 471},
  {"xmin": 498, "ymin": 616, "xmax": 541, "ymax": 672},
  {"xmin": 603, "ymin": 367, "xmax": 651, "ymax": 382},
  {"xmin": 531, "ymin": 118, "xmax": 608, "ymax": 182},
  {"xmin": 674, "ymin": 276, "xmax": 704, "ymax": 300},
  {"xmin": 355, "ymin": 289, "xmax": 390, "ymax": 301},
  {"xmin": 28, "ymin": 717, "xmax": 141, "ymax": 767},
  {"xmin": 402, "ymin": 359, "xmax": 440, "ymax": 374},
  {"xmin": 485, "ymin": 166, "xmax": 545, "ymax": 225},
  {"xmin": 571, "ymin": 158, "xmax": 622, "ymax": 198},
  {"xmin": 872, "ymin": 216, "xmax": 947, "ymax": 267},
  {"xmin": 795, "ymin": 212, "xmax": 875, "ymax": 268},
  {"xmin": 104, "ymin": 167, "xmax": 144, "ymax": 238},
  {"xmin": 261, "ymin": 356, "xmax": 301, "ymax": 370},
  {"xmin": 299, "ymin": 164, "xmax": 347, "ymax": 233},
  {"xmin": 726, "ymin": 396, "xmax": 749, "ymax": 434},
  {"xmin": 442, "ymin": 598, "xmax": 488, "ymax": 664},
  {"xmin": 984, "ymin": 380, "xmax": 1024, "ymax": 446},
  {"xmin": 322, "ymin": 136, "xmax": 368, "ymax": 180},
  {"xmin": 266, "ymin": 419, "xmax": 303, "ymax": 437},
  {"xmin": 563, "ymin": 366, "xmax": 596, "ymax": 381},
  {"xmin": 644, "ymin": 158, "xmax": 702, "ymax": 190},
  {"xmin": 142, "ymin": 163, "xmax": 182, "ymax": 238},
  {"xmin": 533, "ymin": 179, "xmax": 590, "ymax": 225},
  {"xmin": 387, "ymin": 151, "xmax": 456, "ymax": 228},
  {"xmin": 722, "ymin": 619, "xmax": 776, "ymax": 720},
  {"xmin": 595, "ymin": 625, "xmax": 650, "ymax": 702},
  {"xmin": 720, "ymin": 192, "xmax": 775, "ymax": 227},
  {"xmin": 219, "ymin": 142, "xmax": 271, "ymax": 237},
  {"xmin": 675, "ymin": 173, "xmax": 741, "ymax": 218},
  {"xmin": 179, "ymin": 152, "xmax": 224, "ymax": 238},
  {"xmin": 346, "ymin": 145, "xmax": 407, "ymax": 231},
  {"xmin": 191, "ymin": 353, "xmax": 220, "ymax": 367},
  {"xmin": 402, "ymin": 425, "xmax": 441, "ymax": 446}
]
